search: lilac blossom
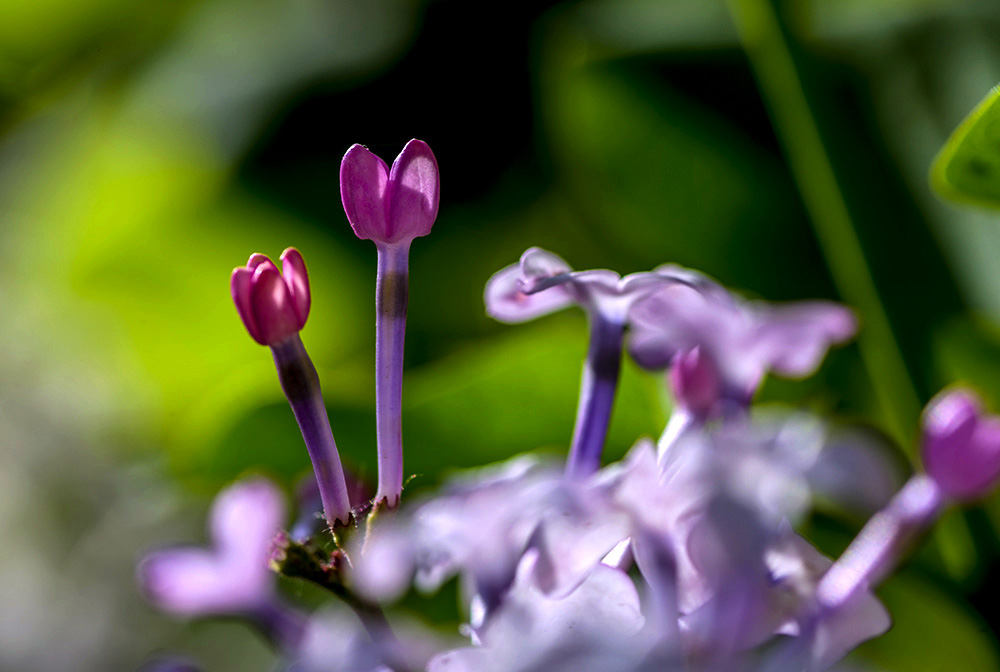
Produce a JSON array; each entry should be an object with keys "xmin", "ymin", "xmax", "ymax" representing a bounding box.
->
[
  {"xmin": 340, "ymin": 139, "xmax": 440, "ymax": 507},
  {"xmin": 137, "ymin": 479, "xmax": 305, "ymax": 649},
  {"xmin": 628, "ymin": 266, "xmax": 856, "ymax": 418},
  {"xmin": 485, "ymin": 248, "xmax": 686, "ymax": 478},
  {"xmin": 350, "ymin": 456, "xmax": 631, "ymax": 617},
  {"xmin": 231, "ymin": 249, "xmax": 353, "ymax": 527},
  {"xmin": 427, "ymin": 550, "xmax": 658, "ymax": 672}
]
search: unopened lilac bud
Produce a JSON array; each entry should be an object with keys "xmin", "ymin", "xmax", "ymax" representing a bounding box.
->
[
  {"xmin": 231, "ymin": 248, "xmax": 311, "ymax": 346},
  {"xmin": 340, "ymin": 139, "xmax": 439, "ymax": 245},
  {"xmin": 669, "ymin": 348, "xmax": 721, "ymax": 417},
  {"xmin": 921, "ymin": 388, "xmax": 1000, "ymax": 501}
]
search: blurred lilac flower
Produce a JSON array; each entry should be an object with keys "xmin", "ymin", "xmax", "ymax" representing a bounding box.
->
[
  {"xmin": 628, "ymin": 266, "xmax": 856, "ymax": 417},
  {"xmin": 138, "ymin": 479, "xmax": 305, "ymax": 648},
  {"xmin": 230, "ymin": 249, "xmax": 353, "ymax": 527},
  {"xmin": 350, "ymin": 456, "xmax": 630, "ymax": 618},
  {"xmin": 428, "ymin": 550, "xmax": 656, "ymax": 672},
  {"xmin": 340, "ymin": 139, "xmax": 440, "ymax": 507},
  {"xmin": 485, "ymin": 248, "xmax": 687, "ymax": 477},
  {"xmin": 921, "ymin": 388, "xmax": 1000, "ymax": 501}
]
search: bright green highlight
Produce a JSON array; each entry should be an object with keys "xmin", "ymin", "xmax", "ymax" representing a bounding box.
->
[{"xmin": 932, "ymin": 85, "xmax": 1000, "ymax": 210}]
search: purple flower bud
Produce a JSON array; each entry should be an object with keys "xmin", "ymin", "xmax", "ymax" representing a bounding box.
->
[
  {"xmin": 137, "ymin": 478, "xmax": 285, "ymax": 616},
  {"xmin": 231, "ymin": 248, "xmax": 311, "ymax": 346},
  {"xmin": 921, "ymin": 388, "xmax": 1000, "ymax": 501},
  {"xmin": 340, "ymin": 139, "xmax": 440, "ymax": 245},
  {"xmin": 669, "ymin": 348, "xmax": 722, "ymax": 417}
]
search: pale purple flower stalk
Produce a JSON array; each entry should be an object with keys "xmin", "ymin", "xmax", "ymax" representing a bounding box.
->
[
  {"xmin": 485, "ymin": 248, "xmax": 682, "ymax": 478},
  {"xmin": 340, "ymin": 139, "xmax": 440, "ymax": 507},
  {"xmin": 817, "ymin": 388, "xmax": 1000, "ymax": 613},
  {"xmin": 568, "ymin": 310, "xmax": 626, "ymax": 478},
  {"xmin": 231, "ymin": 249, "xmax": 352, "ymax": 526}
]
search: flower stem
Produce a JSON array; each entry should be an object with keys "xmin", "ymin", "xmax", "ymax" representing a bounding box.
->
[
  {"xmin": 374, "ymin": 242, "xmax": 410, "ymax": 506},
  {"xmin": 566, "ymin": 314, "xmax": 624, "ymax": 478},
  {"xmin": 271, "ymin": 335, "xmax": 352, "ymax": 526},
  {"xmin": 816, "ymin": 474, "xmax": 942, "ymax": 611}
]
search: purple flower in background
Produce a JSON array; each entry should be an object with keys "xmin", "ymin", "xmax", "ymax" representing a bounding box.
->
[
  {"xmin": 485, "ymin": 248, "xmax": 686, "ymax": 478},
  {"xmin": 138, "ymin": 479, "xmax": 305, "ymax": 648},
  {"xmin": 921, "ymin": 388, "xmax": 1000, "ymax": 501},
  {"xmin": 341, "ymin": 139, "xmax": 440, "ymax": 507},
  {"xmin": 628, "ymin": 266, "xmax": 856, "ymax": 416},
  {"xmin": 350, "ymin": 456, "xmax": 630, "ymax": 618},
  {"xmin": 230, "ymin": 249, "xmax": 353, "ymax": 527},
  {"xmin": 428, "ymin": 550, "xmax": 655, "ymax": 672}
]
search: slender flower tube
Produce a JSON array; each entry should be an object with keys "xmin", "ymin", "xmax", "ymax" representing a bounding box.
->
[
  {"xmin": 485, "ymin": 248, "xmax": 684, "ymax": 478},
  {"xmin": 340, "ymin": 139, "xmax": 440, "ymax": 507},
  {"xmin": 231, "ymin": 248, "xmax": 352, "ymax": 526},
  {"xmin": 816, "ymin": 388, "xmax": 1000, "ymax": 614}
]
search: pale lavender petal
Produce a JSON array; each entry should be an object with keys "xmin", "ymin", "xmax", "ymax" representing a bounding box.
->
[
  {"xmin": 430, "ymin": 551, "xmax": 649, "ymax": 672},
  {"xmin": 210, "ymin": 478, "xmax": 286, "ymax": 575},
  {"xmin": 922, "ymin": 388, "xmax": 1000, "ymax": 500},
  {"xmin": 387, "ymin": 139, "xmax": 439, "ymax": 243},
  {"xmin": 340, "ymin": 144, "xmax": 390, "ymax": 242},
  {"xmin": 751, "ymin": 302, "xmax": 857, "ymax": 377},
  {"xmin": 230, "ymin": 267, "xmax": 264, "ymax": 344},
  {"xmin": 517, "ymin": 247, "xmax": 574, "ymax": 293},
  {"xmin": 138, "ymin": 479, "xmax": 284, "ymax": 616},
  {"xmin": 251, "ymin": 265, "xmax": 302, "ymax": 345},
  {"xmin": 484, "ymin": 263, "xmax": 575, "ymax": 323},
  {"xmin": 280, "ymin": 247, "xmax": 311, "ymax": 329},
  {"xmin": 139, "ymin": 549, "xmax": 244, "ymax": 615},
  {"xmin": 350, "ymin": 528, "xmax": 417, "ymax": 603}
]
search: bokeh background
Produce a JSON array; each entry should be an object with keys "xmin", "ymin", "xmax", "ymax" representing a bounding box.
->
[{"xmin": 3, "ymin": 0, "xmax": 1000, "ymax": 669}]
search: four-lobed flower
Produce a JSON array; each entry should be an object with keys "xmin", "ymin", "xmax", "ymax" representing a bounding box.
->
[{"xmin": 340, "ymin": 139, "xmax": 440, "ymax": 507}]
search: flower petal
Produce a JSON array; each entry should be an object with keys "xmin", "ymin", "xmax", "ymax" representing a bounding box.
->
[
  {"xmin": 280, "ymin": 247, "xmax": 311, "ymax": 328},
  {"xmin": 387, "ymin": 139, "xmax": 439, "ymax": 243},
  {"xmin": 341, "ymin": 143, "xmax": 390, "ymax": 242},
  {"xmin": 922, "ymin": 389, "xmax": 1000, "ymax": 500},
  {"xmin": 517, "ymin": 247, "xmax": 574, "ymax": 294},
  {"xmin": 251, "ymin": 265, "xmax": 303, "ymax": 345},
  {"xmin": 484, "ymin": 263, "xmax": 576, "ymax": 323},
  {"xmin": 231, "ymin": 267, "xmax": 264, "ymax": 344}
]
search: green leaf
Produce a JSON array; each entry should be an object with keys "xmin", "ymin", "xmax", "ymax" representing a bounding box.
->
[
  {"xmin": 931, "ymin": 85, "xmax": 1000, "ymax": 209},
  {"xmin": 854, "ymin": 571, "xmax": 1000, "ymax": 672}
]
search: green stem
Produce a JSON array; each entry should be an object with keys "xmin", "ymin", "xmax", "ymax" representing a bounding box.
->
[{"xmin": 725, "ymin": 0, "xmax": 920, "ymax": 447}]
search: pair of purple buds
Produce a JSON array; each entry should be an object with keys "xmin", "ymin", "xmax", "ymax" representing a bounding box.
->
[{"xmin": 230, "ymin": 139, "xmax": 439, "ymax": 527}]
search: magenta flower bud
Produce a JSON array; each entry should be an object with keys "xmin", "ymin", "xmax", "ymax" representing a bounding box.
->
[
  {"xmin": 339, "ymin": 139, "xmax": 440, "ymax": 507},
  {"xmin": 921, "ymin": 388, "xmax": 1000, "ymax": 501},
  {"xmin": 669, "ymin": 348, "xmax": 722, "ymax": 418},
  {"xmin": 231, "ymin": 248, "xmax": 311, "ymax": 346},
  {"xmin": 340, "ymin": 139, "xmax": 440, "ymax": 245}
]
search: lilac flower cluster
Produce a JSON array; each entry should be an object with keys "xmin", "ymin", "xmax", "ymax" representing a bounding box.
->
[{"xmin": 138, "ymin": 140, "xmax": 1000, "ymax": 672}]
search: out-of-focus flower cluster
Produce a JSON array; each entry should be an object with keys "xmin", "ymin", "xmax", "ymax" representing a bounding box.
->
[{"xmin": 137, "ymin": 140, "xmax": 1000, "ymax": 672}]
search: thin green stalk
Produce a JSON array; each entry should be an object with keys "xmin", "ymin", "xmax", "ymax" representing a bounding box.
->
[
  {"xmin": 726, "ymin": 0, "xmax": 920, "ymax": 446},
  {"xmin": 726, "ymin": 0, "xmax": 974, "ymax": 578}
]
